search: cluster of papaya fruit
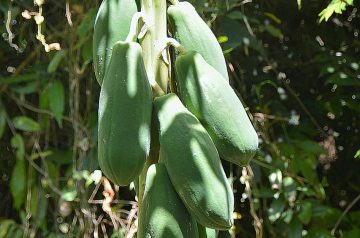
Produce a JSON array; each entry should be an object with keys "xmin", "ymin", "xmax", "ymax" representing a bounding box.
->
[{"xmin": 93, "ymin": 0, "xmax": 258, "ymax": 237}]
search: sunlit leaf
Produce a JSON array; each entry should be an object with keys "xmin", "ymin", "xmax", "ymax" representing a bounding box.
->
[
  {"xmin": 355, "ymin": 149, "xmax": 360, "ymax": 159},
  {"xmin": 12, "ymin": 116, "xmax": 40, "ymax": 132},
  {"xmin": 319, "ymin": 0, "xmax": 354, "ymax": 22},
  {"xmin": 30, "ymin": 150, "xmax": 52, "ymax": 160},
  {"xmin": 268, "ymin": 196, "xmax": 286, "ymax": 222},
  {"xmin": 297, "ymin": 0, "xmax": 302, "ymax": 10},
  {"xmin": 47, "ymin": 50, "xmax": 67, "ymax": 73},
  {"xmin": 0, "ymin": 220, "xmax": 15, "ymax": 237},
  {"xmin": 264, "ymin": 12, "xmax": 281, "ymax": 24},
  {"xmin": 61, "ymin": 187, "xmax": 77, "ymax": 202}
]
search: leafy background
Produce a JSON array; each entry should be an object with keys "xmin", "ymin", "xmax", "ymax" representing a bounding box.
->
[{"xmin": 0, "ymin": 0, "xmax": 359, "ymax": 237}]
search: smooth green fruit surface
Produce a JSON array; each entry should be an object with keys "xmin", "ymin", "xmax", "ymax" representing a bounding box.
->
[
  {"xmin": 175, "ymin": 51, "xmax": 258, "ymax": 166},
  {"xmin": 138, "ymin": 163, "xmax": 199, "ymax": 238},
  {"xmin": 168, "ymin": 1, "xmax": 229, "ymax": 81},
  {"xmin": 98, "ymin": 41, "xmax": 152, "ymax": 186},
  {"xmin": 93, "ymin": 0, "xmax": 137, "ymax": 85},
  {"xmin": 154, "ymin": 93, "xmax": 234, "ymax": 230},
  {"xmin": 198, "ymin": 224, "xmax": 217, "ymax": 238}
]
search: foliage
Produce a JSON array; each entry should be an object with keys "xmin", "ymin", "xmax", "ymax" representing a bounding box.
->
[{"xmin": 0, "ymin": 0, "xmax": 359, "ymax": 237}]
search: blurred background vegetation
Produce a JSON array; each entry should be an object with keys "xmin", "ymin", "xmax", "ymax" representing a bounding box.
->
[{"xmin": 0, "ymin": 0, "xmax": 359, "ymax": 237}]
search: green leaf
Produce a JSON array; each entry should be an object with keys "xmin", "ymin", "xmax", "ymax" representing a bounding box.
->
[
  {"xmin": 253, "ymin": 188, "xmax": 276, "ymax": 198},
  {"xmin": 287, "ymin": 218, "xmax": 302, "ymax": 238},
  {"xmin": 262, "ymin": 24, "xmax": 283, "ymax": 39},
  {"xmin": 354, "ymin": 149, "xmax": 360, "ymax": 159},
  {"xmin": 11, "ymin": 134, "xmax": 25, "ymax": 160},
  {"xmin": 30, "ymin": 150, "xmax": 52, "ymax": 160},
  {"xmin": 268, "ymin": 196, "xmax": 286, "ymax": 222},
  {"xmin": 298, "ymin": 201, "xmax": 313, "ymax": 224},
  {"xmin": 297, "ymin": 0, "xmax": 301, "ymax": 10},
  {"xmin": 10, "ymin": 160, "xmax": 26, "ymax": 209},
  {"xmin": 299, "ymin": 157, "xmax": 317, "ymax": 183},
  {"xmin": 0, "ymin": 103, "xmax": 6, "ymax": 139},
  {"xmin": 319, "ymin": 0, "xmax": 354, "ymax": 22},
  {"xmin": 61, "ymin": 187, "xmax": 77, "ymax": 201},
  {"xmin": 312, "ymin": 204, "xmax": 341, "ymax": 228},
  {"xmin": 76, "ymin": 8, "xmax": 96, "ymax": 39},
  {"xmin": 325, "ymin": 72, "xmax": 360, "ymax": 86},
  {"xmin": 0, "ymin": 73, "xmax": 38, "ymax": 85},
  {"xmin": 111, "ymin": 228, "xmax": 125, "ymax": 238},
  {"xmin": 81, "ymin": 38, "xmax": 93, "ymax": 65},
  {"xmin": 10, "ymin": 81, "xmax": 39, "ymax": 95},
  {"xmin": 293, "ymin": 140, "xmax": 326, "ymax": 155},
  {"xmin": 30, "ymin": 186, "xmax": 48, "ymax": 227},
  {"xmin": 0, "ymin": 220, "xmax": 15, "ymax": 237},
  {"xmin": 12, "ymin": 116, "xmax": 40, "ymax": 132},
  {"xmin": 283, "ymin": 177, "xmax": 297, "ymax": 193},
  {"xmin": 47, "ymin": 50, "xmax": 67, "ymax": 73},
  {"xmin": 305, "ymin": 228, "xmax": 332, "ymax": 238},
  {"xmin": 343, "ymin": 227, "xmax": 360, "ymax": 238},
  {"xmin": 48, "ymin": 80, "xmax": 65, "ymax": 127}
]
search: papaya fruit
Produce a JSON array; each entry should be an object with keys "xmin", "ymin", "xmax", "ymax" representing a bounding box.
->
[
  {"xmin": 138, "ymin": 163, "xmax": 199, "ymax": 238},
  {"xmin": 198, "ymin": 224, "xmax": 218, "ymax": 238},
  {"xmin": 175, "ymin": 51, "xmax": 258, "ymax": 166},
  {"xmin": 98, "ymin": 41, "xmax": 152, "ymax": 186},
  {"xmin": 154, "ymin": 93, "xmax": 234, "ymax": 230},
  {"xmin": 168, "ymin": 1, "xmax": 229, "ymax": 82},
  {"xmin": 93, "ymin": 0, "xmax": 137, "ymax": 85}
]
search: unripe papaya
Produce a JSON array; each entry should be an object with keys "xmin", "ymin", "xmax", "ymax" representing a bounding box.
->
[
  {"xmin": 93, "ymin": 0, "xmax": 137, "ymax": 85},
  {"xmin": 175, "ymin": 51, "xmax": 258, "ymax": 166},
  {"xmin": 198, "ymin": 224, "xmax": 217, "ymax": 238},
  {"xmin": 154, "ymin": 93, "xmax": 234, "ymax": 230},
  {"xmin": 138, "ymin": 163, "xmax": 199, "ymax": 238},
  {"xmin": 168, "ymin": 1, "xmax": 229, "ymax": 82},
  {"xmin": 98, "ymin": 41, "xmax": 152, "ymax": 186}
]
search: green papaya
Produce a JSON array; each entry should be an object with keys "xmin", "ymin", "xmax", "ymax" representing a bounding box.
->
[
  {"xmin": 154, "ymin": 93, "xmax": 234, "ymax": 230},
  {"xmin": 98, "ymin": 41, "xmax": 152, "ymax": 186},
  {"xmin": 168, "ymin": 1, "xmax": 229, "ymax": 82},
  {"xmin": 93, "ymin": 0, "xmax": 137, "ymax": 85},
  {"xmin": 175, "ymin": 51, "xmax": 258, "ymax": 166},
  {"xmin": 198, "ymin": 224, "xmax": 218, "ymax": 238},
  {"xmin": 138, "ymin": 163, "xmax": 199, "ymax": 238}
]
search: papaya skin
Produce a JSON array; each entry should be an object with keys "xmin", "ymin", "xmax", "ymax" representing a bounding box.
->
[
  {"xmin": 154, "ymin": 93, "xmax": 234, "ymax": 230},
  {"xmin": 93, "ymin": 0, "xmax": 137, "ymax": 85},
  {"xmin": 98, "ymin": 41, "xmax": 152, "ymax": 186},
  {"xmin": 198, "ymin": 224, "xmax": 218, "ymax": 238},
  {"xmin": 168, "ymin": 1, "xmax": 229, "ymax": 82},
  {"xmin": 175, "ymin": 51, "xmax": 259, "ymax": 166},
  {"xmin": 138, "ymin": 163, "xmax": 199, "ymax": 238}
]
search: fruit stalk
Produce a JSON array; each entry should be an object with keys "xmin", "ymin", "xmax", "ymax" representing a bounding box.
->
[
  {"xmin": 140, "ymin": 0, "xmax": 169, "ymax": 92},
  {"xmin": 138, "ymin": 0, "xmax": 168, "ymax": 209}
]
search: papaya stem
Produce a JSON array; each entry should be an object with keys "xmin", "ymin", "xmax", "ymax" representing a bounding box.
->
[
  {"xmin": 140, "ymin": 0, "xmax": 169, "ymax": 92},
  {"xmin": 156, "ymin": 37, "xmax": 185, "ymax": 60},
  {"xmin": 125, "ymin": 12, "xmax": 144, "ymax": 42},
  {"xmin": 138, "ymin": 0, "xmax": 168, "ymax": 212}
]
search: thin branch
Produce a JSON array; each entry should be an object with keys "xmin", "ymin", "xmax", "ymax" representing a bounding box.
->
[{"xmin": 331, "ymin": 194, "xmax": 360, "ymax": 235}]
